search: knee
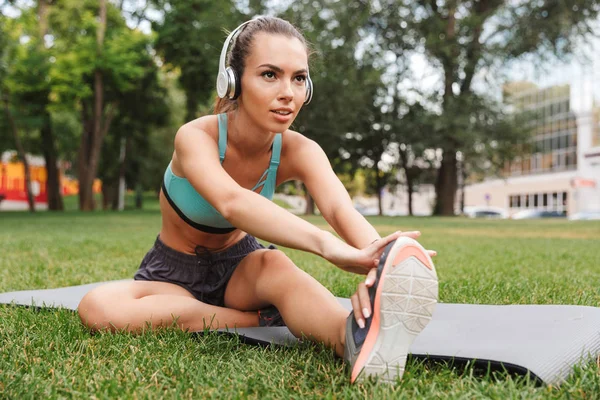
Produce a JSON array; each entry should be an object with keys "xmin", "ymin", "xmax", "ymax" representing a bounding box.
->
[
  {"xmin": 78, "ymin": 285, "xmax": 122, "ymax": 331},
  {"xmin": 77, "ymin": 288, "xmax": 106, "ymax": 330},
  {"xmin": 78, "ymin": 288, "xmax": 105, "ymax": 330},
  {"xmin": 258, "ymin": 250, "xmax": 298, "ymax": 275},
  {"xmin": 255, "ymin": 250, "xmax": 309, "ymax": 289}
]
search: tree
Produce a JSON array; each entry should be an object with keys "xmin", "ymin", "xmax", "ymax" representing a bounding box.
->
[
  {"xmin": 0, "ymin": 12, "xmax": 36, "ymax": 212},
  {"xmin": 150, "ymin": 0, "xmax": 243, "ymax": 121},
  {"xmin": 371, "ymin": 0, "xmax": 600, "ymax": 215},
  {"xmin": 9, "ymin": 1, "xmax": 64, "ymax": 210},
  {"xmin": 98, "ymin": 58, "xmax": 170, "ymax": 210},
  {"xmin": 50, "ymin": 0, "xmax": 153, "ymax": 210},
  {"xmin": 281, "ymin": 0, "xmax": 381, "ymax": 214}
]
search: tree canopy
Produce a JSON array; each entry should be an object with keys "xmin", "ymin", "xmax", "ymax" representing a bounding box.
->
[{"xmin": 1, "ymin": 0, "xmax": 598, "ymax": 214}]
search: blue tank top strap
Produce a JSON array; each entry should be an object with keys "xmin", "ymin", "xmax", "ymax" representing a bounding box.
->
[
  {"xmin": 218, "ymin": 113, "xmax": 228, "ymax": 163},
  {"xmin": 250, "ymin": 133, "xmax": 282, "ymax": 192},
  {"xmin": 269, "ymin": 133, "xmax": 282, "ymax": 171}
]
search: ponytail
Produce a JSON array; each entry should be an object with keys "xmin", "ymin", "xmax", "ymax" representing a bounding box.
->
[{"xmin": 213, "ymin": 96, "xmax": 237, "ymax": 114}]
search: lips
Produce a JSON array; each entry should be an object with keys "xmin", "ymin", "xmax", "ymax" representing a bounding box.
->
[
  {"xmin": 271, "ymin": 108, "xmax": 293, "ymax": 115},
  {"xmin": 270, "ymin": 108, "xmax": 294, "ymax": 123}
]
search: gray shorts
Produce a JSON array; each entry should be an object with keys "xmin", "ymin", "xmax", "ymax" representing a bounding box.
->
[{"xmin": 134, "ymin": 234, "xmax": 275, "ymax": 307}]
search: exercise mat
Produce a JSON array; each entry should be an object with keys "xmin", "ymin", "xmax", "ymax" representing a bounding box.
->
[{"xmin": 2, "ymin": 280, "xmax": 599, "ymax": 386}]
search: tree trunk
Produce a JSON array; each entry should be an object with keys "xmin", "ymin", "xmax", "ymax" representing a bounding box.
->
[
  {"xmin": 459, "ymin": 157, "xmax": 467, "ymax": 214},
  {"xmin": 2, "ymin": 94, "xmax": 35, "ymax": 212},
  {"xmin": 303, "ymin": 184, "xmax": 314, "ymax": 215},
  {"xmin": 38, "ymin": 0, "xmax": 63, "ymax": 211},
  {"xmin": 375, "ymin": 169, "xmax": 383, "ymax": 216},
  {"xmin": 434, "ymin": 149, "xmax": 458, "ymax": 216},
  {"xmin": 78, "ymin": 108, "xmax": 94, "ymax": 210},
  {"xmin": 185, "ymin": 91, "xmax": 199, "ymax": 122},
  {"xmin": 407, "ymin": 182, "xmax": 414, "ymax": 216},
  {"xmin": 304, "ymin": 193, "xmax": 315, "ymax": 215},
  {"xmin": 102, "ymin": 181, "xmax": 116, "ymax": 210},
  {"xmin": 40, "ymin": 113, "xmax": 64, "ymax": 211},
  {"xmin": 78, "ymin": 0, "xmax": 109, "ymax": 211},
  {"xmin": 117, "ymin": 136, "xmax": 127, "ymax": 211},
  {"xmin": 135, "ymin": 184, "xmax": 143, "ymax": 209}
]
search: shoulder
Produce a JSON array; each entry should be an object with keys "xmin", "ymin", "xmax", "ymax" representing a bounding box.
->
[
  {"xmin": 279, "ymin": 129, "xmax": 329, "ymax": 182},
  {"xmin": 175, "ymin": 114, "xmax": 220, "ymax": 147},
  {"xmin": 281, "ymin": 129, "xmax": 325, "ymax": 159}
]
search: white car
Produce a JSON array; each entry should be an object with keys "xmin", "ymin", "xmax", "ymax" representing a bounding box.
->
[
  {"xmin": 463, "ymin": 206, "xmax": 508, "ymax": 219},
  {"xmin": 568, "ymin": 211, "xmax": 600, "ymax": 221},
  {"xmin": 511, "ymin": 210, "xmax": 566, "ymax": 219}
]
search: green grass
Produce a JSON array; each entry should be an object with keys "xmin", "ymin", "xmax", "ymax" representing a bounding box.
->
[{"xmin": 1, "ymin": 203, "xmax": 600, "ymax": 399}]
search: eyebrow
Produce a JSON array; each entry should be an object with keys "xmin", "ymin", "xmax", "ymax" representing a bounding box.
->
[{"xmin": 257, "ymin": 64, "xmax": 308, "ymax": 75}]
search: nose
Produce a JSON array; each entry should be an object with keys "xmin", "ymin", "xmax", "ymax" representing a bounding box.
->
[{"xmin": 278, "ymin": 79, "xmax": 294, "ymax": 102}]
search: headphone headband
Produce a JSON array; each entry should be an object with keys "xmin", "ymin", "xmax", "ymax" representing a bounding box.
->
[{"xmin": 216, "ymin": 20, "xmax": 253, "ymax": 98}]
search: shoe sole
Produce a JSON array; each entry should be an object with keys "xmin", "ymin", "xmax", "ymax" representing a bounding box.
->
[{"xmin": 350, "ymin": 237, "xmax": 438, "ymax": 383}]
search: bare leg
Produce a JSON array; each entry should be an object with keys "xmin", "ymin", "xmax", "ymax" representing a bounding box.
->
[
  {"xmin": 78, "ymin": 280, "xmax": 258, "ymax": 332},
  {"xmin": 224, "ymin": 249, "xmax": 349, "ymax": 357}
]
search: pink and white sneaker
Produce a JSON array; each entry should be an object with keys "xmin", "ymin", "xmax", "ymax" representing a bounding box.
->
[{"xmin": 344, "ymin": 237, "xmax": 438, "ymax": 383}]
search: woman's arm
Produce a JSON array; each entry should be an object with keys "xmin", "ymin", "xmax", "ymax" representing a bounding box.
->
[{"xmin": 290, "ymin": 137, "xmax": 383, "ymax": 248}]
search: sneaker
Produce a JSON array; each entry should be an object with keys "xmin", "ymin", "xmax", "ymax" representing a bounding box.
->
[{"xmin": 344, "ymin": 237, "xmax": 438, "ymax": 383}]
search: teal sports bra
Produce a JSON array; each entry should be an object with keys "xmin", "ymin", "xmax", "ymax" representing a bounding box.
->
[{"xmin": 162, "ymin": 113, "xmax": 281, "ymax": 234}]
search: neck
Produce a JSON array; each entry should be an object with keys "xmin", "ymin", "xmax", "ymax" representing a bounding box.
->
[{"xmin": 228, "ymin": 109, "xmax": 275, "ymax": 158}]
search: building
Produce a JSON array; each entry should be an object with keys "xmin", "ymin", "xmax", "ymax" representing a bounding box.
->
[{"xmin": 464, "ymin": 78, "xmax": 600, "ymax": 216}]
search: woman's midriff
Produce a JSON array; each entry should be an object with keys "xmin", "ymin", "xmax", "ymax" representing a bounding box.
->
[{"xmin": 158, "ymin": 190, "xmax": 247, "ymax": 255}]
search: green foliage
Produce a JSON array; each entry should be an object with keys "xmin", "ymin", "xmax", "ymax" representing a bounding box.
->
[
  {"xmin": 150, "ymin": 0, "xmax": 244, "ymax": 121},
  {"xmin": 49, "ymin": 0, "xmax": 150, "ymax": 108},
  {"xmin": 282, "ymin": 0, "xmax": 383, "ymax": 168}
]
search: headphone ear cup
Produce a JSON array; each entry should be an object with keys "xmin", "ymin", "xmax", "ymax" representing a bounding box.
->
[
  {"xmin": 228, "ymin": 68, "xmax": 242, "ymax": 100},
  {"xmin": 216, "ymin": 70, "xmax": 229, "ymax": 99},
  {"xmin": 224, "ymin": 67, "xmax": 237, "ymax": 99},
  {"xmin": 304, "ymin": 76, "xmax": 313, "ymax": 105}
]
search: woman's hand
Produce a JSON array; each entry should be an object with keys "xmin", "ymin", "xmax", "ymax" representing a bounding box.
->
[
  {"xmin": 322, "ymin": 230, "xmax": 435, "ymax": 275},
  {"xmin": 350, "ymin": 268, "xmax": 379, "ymax": 328}
]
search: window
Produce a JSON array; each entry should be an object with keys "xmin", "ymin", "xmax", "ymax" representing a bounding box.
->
[
  {"xmin": 552, "ymin": 135, "xmax": 559, "ymax": 151},
  {"xmin": 534, "ymin": 194, "xmax": 539, "ymax": 207},
  {"xmin": 566, "ymin": 151, "xmax": 576, "ymax": 167},
  {"xmin": 560, "ymin": 134, "xmax": 567, "ymax": 149},
  {"xmin": 543, "ymin": 193, "xmax": 548, "ymax": 207}
]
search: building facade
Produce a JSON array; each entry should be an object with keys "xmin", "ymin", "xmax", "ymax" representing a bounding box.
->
[{"xmin": 465, "ymin": 78, "xmax": 600, "ymax": 216}]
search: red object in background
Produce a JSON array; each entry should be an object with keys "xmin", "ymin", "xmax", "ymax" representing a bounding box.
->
[
  {"xmin": 0, "ymin": 159, "xmax": 48, "ymax": 205},
  {"xmin": 571, "ymin": 177, "xmax": 597, "ymax": 188}
]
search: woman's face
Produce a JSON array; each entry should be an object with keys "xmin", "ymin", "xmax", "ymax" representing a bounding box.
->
[{"xmin": 239, "ymin": 32, "xmax": 309, "ymax": 133}]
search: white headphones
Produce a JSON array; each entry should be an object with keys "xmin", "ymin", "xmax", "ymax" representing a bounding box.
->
[{"xmin": 216, "ymin": 18, "xmax": 313, "ymax": 105}]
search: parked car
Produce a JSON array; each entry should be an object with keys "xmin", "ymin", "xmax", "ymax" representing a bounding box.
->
[
  {"xmin": 354, "ymin": 205, "xmax": 379, "ymax": 216},
  {"xmin": 463, "ymin": 206, "xmax": 508, "ymax": 219},
  {"xmin": 511, "ymin": 209, "xmax": 566, "ymax": 219},
  {"xmin": 568, "ymin": 211, "xmax": 600, "ymax": 221}
]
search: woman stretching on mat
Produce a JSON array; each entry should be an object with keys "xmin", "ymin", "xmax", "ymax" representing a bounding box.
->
[{"xmin": 78, "ymin": 16, "xmax": 438, "ymax": 383}]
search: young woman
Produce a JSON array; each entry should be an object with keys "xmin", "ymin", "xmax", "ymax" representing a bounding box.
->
[{"xmin": 78, "ymin": 16, "xmax": 438, "ymax": 384}]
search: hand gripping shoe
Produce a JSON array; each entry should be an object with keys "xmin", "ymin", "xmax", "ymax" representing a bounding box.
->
[{"xmin": 344, "ymin": 237, "xmax": 438, "ymax": 383}]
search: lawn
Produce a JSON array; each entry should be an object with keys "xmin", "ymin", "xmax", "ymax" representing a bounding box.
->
[{"xmin": 1, "ymin": 201, "xmax": 599, "ymax": 399}]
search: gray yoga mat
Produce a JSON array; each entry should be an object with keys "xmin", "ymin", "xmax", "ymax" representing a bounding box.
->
[{"xmin": 2, "ymin": 280, "xmax": 600, "ymax": 386}]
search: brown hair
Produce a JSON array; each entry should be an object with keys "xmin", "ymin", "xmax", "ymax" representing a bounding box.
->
[{"xmin": 213, "ymin": 17, "xmax": 310, "ymax": 114}]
